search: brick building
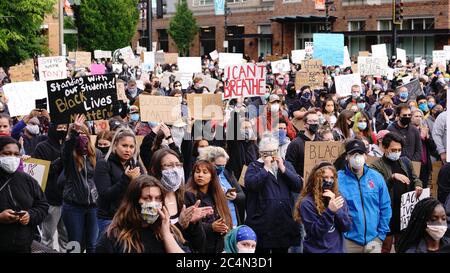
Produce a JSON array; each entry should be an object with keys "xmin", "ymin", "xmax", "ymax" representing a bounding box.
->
[{"xmin": 137, "ymin": 0, "xmax": 450, "ymax": 62}]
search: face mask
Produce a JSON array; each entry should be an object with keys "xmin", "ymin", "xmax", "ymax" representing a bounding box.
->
[
  {"xmin": 215, "ymin": 165, "xmax": 225, "ymax": 175},
  {"xmin": 26, "ymin": 124, "xmax": 40, "ymax": 135},
  {"xmin": 426, "ymin": 224, "xmax": 447, "ymax": 241},
  {"xmin": 197, "ymin": 147, "xmax": 207, "ymax": 155},
  {"xmin": 277, "ymin": 129, "xmax": 287, "ymax": 144},
  {"xmin": 130, "ymin": 113, "xmax": 140, "ymax": 122},
  {"xmin": 128, "ymin": 87, "xmax": 138, "ymax": 96},
  {"xmin": 418, "ymin": 103, "xmax": 428, "ymax": 113},
  {"xmin": 384, "ymin": 108, "xmax": 394, "ymax": 116},
  {"xmin": 0, "ymin": 156, "xmax": 21, "ymax": 173},
  {"xmin": 349, "ymin": 154, "xmax": 365, "ymax": 170},
  {"xmin": 399, "ymin": 92, "xmax": 408, "ymax": 100},
  {"xmin": 308, "ymin": 124, "xmax": 319, "ymax": 134},
  {"xmin": 428, "ymin": 102, "xmax": 435, "ymax": 109},
  {"xmin": 322, "ymin": 179, "xmax": 334, "ymax": 190},
  {"xmin": 148, "ymin": 121, "xmax": 159, "ymax": 128},
  {"xmin": 348, "ymin": 121, "xmax": 354, "ymax": 129},
  {"xmin": 270, "ymin": 104, "xmax": 280, "ymax": 112},
  {"xmin": 352, "ymin": 92, "xmax": 360, "ymax": 99},
  {"xmin": 264, "ymin": 93, "xmax": 270, "ymax": 100},
  {"xmin": 277, "ymin": 79, "xmax": 284, "ymax": 85},
  {"xmin": 97, "ymin": 146, "xmax": 110, "ymax": 155},
  {"xmin": 237, "ymin": 247, "xmax": 255, "ymax": 254},
  {"xmin": 56, "ymin": 130, "xmax": 67, "ymax": 141},
  {"xmin": 141, "ymin": 201, "xmax": 162, "ymax": 225},
  {"xmin": 386, "ymin": 151, "xmax": 401, "ymax": 161},
  {"xmin": 357, "ymin": 122, "xmax": 367, "ymax": 131},
  {"xmin": 400, "ymin": 117, "xmax": 411, "ymax": 126},
  {"xmin": 302, "ymin": 92, "xmax": 311, "ymax": 100},
  {"xmin": 161, "ymin": 167, "xmax": 184, "ymax": 192},
  {"xmin": 357, "ymin": 103, "xmax": 365, "ymax": 110},
  {"xmin": 76, "ymin": 135, "xmax": 89, "ymax": 155}
]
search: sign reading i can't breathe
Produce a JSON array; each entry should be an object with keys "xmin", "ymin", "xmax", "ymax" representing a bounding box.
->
[
  {"xmin": 46, "ymin": 74, "xmax": 119, "ymax": 124},
  {"xmin": 223, "ymin": 63, "xmax": 266, "ymax": 99}
]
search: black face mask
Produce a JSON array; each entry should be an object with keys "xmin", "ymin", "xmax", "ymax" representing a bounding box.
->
[
  {"xmin": 348, "ymin": 121, "xmax": 354, "ymax": 129},
  {"xmin": 308, "ymin": 124, "xmax": 319, "ymax": 134},
  {"xmin": 384, "ymin": 108, "xmax": 394, "ymax": 116},
  {"xmin": 97, "ymin": 146, "xmax": 110, "ymax": 155},
  {"xmin": 400, "ymin": 117, "xmax": 411, "ymax": 126},
  {"xmin": 56, "ymin": 130, "xmax": 67, "ymax": 141}
]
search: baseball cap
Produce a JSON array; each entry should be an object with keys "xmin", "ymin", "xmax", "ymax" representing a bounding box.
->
[
  {"xmin": 268, "ymin": 94, "xmax": 281, "ymax": 103},
  {"xmin": 345, "ymin": 139, "xmax": 366, "ymax": 155}
]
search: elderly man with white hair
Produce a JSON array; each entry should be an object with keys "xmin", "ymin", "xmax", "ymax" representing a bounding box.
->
[
  {"xmin": 198, "ymin": 146, "xmax": 246, "ymax": 226},
  {"xmin": 244, "ymin": 133, "xmax": 303, "ymax": 253}
]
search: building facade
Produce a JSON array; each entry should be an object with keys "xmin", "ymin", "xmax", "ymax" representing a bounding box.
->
[{"xmin": 137, "ymin": 0, "xmax": 450, "ymax": 62}]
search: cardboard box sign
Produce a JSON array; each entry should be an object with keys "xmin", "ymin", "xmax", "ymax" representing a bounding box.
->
[
  {"xmin": 23, "ymin": 158, "xmax": 51, "ymax": 191},
  {"xmin": 139, "ymin": 95, "xmax": 181, "ymax": 124},
  {"xmin": 187, "ymin": 93, "xmax": 223, "ymax": 120}
]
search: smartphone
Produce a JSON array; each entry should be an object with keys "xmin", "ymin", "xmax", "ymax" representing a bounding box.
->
[
  {"xmin": 13, "ymin": 211, "xmax": 26, "ymax": 217},
  {"xmin": 226, "ymin": 188, "xmax": 237, "ymax": 194},
  {"xmin": 126, "ymin": 158, "xmax": 136, "ymax": 169}
]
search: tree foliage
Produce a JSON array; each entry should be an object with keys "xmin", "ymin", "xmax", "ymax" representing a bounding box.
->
[
  {"xmin": 74, "ymin": 0, "xmax": 139, "ymax": 52},
  {"xmin": 168, "ymin": 0, "xmax": 198, "ymax": 57},
  {"xmin": 0, "ymin": 0, "xmax": 55, "ymax": 68}
]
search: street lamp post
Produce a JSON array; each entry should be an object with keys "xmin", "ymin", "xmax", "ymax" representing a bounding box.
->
[
  {"xmin": 324, "ymin": 0, "xmax": 334, "ymax": 33},
  {"xmin": 146, "ymin": 0, "xmax": 152, "ymax": 51},
  {"xmin": 224, "ymin": 2, "xmax": 231, "ymax": 53}
]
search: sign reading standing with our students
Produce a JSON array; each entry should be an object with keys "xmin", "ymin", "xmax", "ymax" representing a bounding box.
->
[
  {"xmin": 47, "ymin": 74, "xmax": 119, "ymax": 124},
  {"xmin": 223, "ymin": 63, "xmax": 266, "ymax": 99}
]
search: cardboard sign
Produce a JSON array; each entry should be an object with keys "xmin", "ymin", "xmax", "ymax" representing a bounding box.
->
[
  {"xmin": 94, "ymin": 120, "xmax": 110, "ymax": 133},
  {"xmin": 396, "ymin": 48, "xmax": 407, "ymax": 66},
  {"xmin": 313, "ymin": 34, "xmax": 344, "ymax": 66},
  {"xmin": 291, "ymin": 50, "xmax": 306, "ymax": 64},
  {"xmin": 396, "ymin": 79, "xmax": 422, "ymax": 99},
  {"xmin": 400, "ymin": 188, "xmax": 430, "ymax": 230},
  {"xmin": 371, "ymin": 44, "xmax": 387, "ymax": 57},
  {"xmin": 2, "ymin": 81, "xmax": 48, "ymax": 117},
  {"xmin": 23, "ymin": 158, "xmax": 50, "ymax": 191},
  {"xmin": 47, "ymin": 74, "xmax": 119, "ymax": 124},
  {"xmin": 89, "ymin": 64, "xmax": 106, "ymax": 75},
  {"xmin": 209, "ymin": 50, "xmax": 219, "ymax": 61},
  {"xmin": 116, "ymin": 81, "xmax": 128, "ymax": 102},
  {"xmin": 271, "ymin": 59, "xmax": 291, "ymax": 74},
  {"xmin": 187, "ymin": 93, "xmax": 223, "ymax": 120},
  {"xmin": 175, "ymin": 72, "xmax": 193, "ymax": 89},
  {"xmin": 139, "ymin": 95, "xmax": 181, "ymax": 124},
  {"xmin": 359, "ymin": 51, "xmax": 370, "ymax": 57},
  {"xmin": 295, "ymin": 59, "xmax": 324, "ymax": 90},
  {"xmin": 223, "ymin": 63, "xmax": 266, "ymax": 99},
  {"xmin": 219, "ymin": 53, "xmax": 244, "ymax": 69},
  {"xmin": 8, "ymin": 59, "xmax": 34, "ymax": 82},
  {"xmin": 303, "ymin": 141, "xmax": 345, "ymax": 180},
  {"xmin": 178, "ymin": 57, "xmax": 202, "ymax": 73},
  {"xmin": 38, "ymin": 56, "xmax": 67, "ymax": 81},
  {"xmin": 238, "ymin": 165, "xmax": 247, "ymax": 187},
  {"xmin": 357, "ymin": 56, "xmax": 388, "ymax": 76},
  {"xmin": 165, "ymin": 53, "xmax": 178, "ymax": 64},
  {"xmin": 155, "ymin": 52, "xmax": 165, "ymax": 64},
  {"xmin": 334, "ymin": 73, "xmax": 362, "ymax": 97},
  {"xmin": 74, "ymin": 51, "xmax": 92, "ymax": 68},
  {"xmin": 265, "ymin": 55, "xmax": 282, "ymax": 62}
]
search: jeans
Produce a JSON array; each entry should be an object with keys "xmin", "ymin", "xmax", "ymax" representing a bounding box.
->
[
  {"xmin": 97, "ymin": 218, "xmax": 112, "ymax": 241},
  {"xmin": 40, "ymin": 205, "xmax": 68, "ymax": 252},
  {"xmin": 288, "ymin": 223, "xmax": 305, "ymax": 253},
  {"xmin": 62, "ymin": 203, "xmax": 98, "ymax": 253}
]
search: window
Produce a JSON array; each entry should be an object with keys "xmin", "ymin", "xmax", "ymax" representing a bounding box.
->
[
  {"xmin": 401, "ymin": 18, "xmax": 434, "ymax": 30},
  {"xmin": 158, "ymin": 29, "xmax": 169, "ymax": 52},
  {"xmin": 348, "ymin": 36, "xmax": 366, "ymax": 57},
  {"xmin": 378, "ymin": 20, "xmax": 392, "ymax": 31},
  {"xmin": 200, "ymin": 27, "xmax": 216, "ymax": 56},
  {"xmin": 398, "ymin": 36, "xmax": 434, "ymax": 62},
  {"xmin": 227, "ymin": 26, "xmax": 245, "ymax": 53},
  {"xmin": 348, "ymin": 21, "xmax": 365, "ymax": 31},
  {"xmin": 295, "ymin": 22, "xmax": 325, "ymax": 49},
  {"xmin": 226, "ymin": 0, "xmax": 247, "ymax": 3},
  {"xmin": 193, "ymin": 0, "xmax": 213, "ymax": 6},
  {"xmin": 258, "ymin": 25, "xmax": 272, "ymax": 56}
]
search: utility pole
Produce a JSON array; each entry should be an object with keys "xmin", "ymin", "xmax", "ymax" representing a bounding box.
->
[
  {"xmin": 59, "ymin": 0, "xmax": 64, "ymax": 55},
  {"xmin": 224, "ymin": 1, "xmax": 229, "ymax": 53},
  {"xmin": 146, "ymin": 0, "xmax": 152, "ymax": 51},
  {"xmin": 325, "ymin": 0, "xmax": 334, "ymax": 32}
]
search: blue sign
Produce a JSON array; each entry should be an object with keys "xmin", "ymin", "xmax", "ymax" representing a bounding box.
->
[
  {"xmin": 214, "ymin": 0, "xmax": 225, "ymax": 15},
  {"xmin": 313, "ymin": 33, "xmax": 344, "ymax": 66}
]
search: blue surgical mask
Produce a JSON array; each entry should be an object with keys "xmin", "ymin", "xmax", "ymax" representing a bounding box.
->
[
  {"xmin": 277, "ymin": 129, "xmax": 287, "ymax": 145},
  {"xmin": 357, "ymin": 102, "xmax": 365, "ymax": 110},
  {"xmin": 400, "ymin": 92, "xmax": 408, "ymax": 100},
  {"xmin": 131, "ymin": 113, "xmax": 140, "ymax": 122},
  {"xmin": 418, "ymin": 103, "xmax": 428, "ymax": 112},
  {"xmin": 428, "ymin": 102, "xmax": 435, "ymax": 109},
  {"xmin": 148, "ymin": 121, "xmax": 159, "ymax": 127},
  {"xmin": 358, "ymin": 122, "xmax": 367, "ymax": 130},
  {"xmin": 215, "ymin": 165, "xmax": 225, "ymax": 175}
]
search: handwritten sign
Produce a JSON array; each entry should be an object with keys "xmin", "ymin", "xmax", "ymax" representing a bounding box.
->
[
  {"xmin": 303, "ymin": 141, "xmax": 345, "ymax": 180},
  {"xmin": 139, "ymin": 95, "xmax": 181, "ymax": 124},
  {"xmin": 291, "ymin": 50, "xmax": 306, "ymax": 64},
  {"xmin": 120, "ymin": 46, "xmax": 135, "ymax": 65},
  {"xmin": 23, "ymin": 158, "xmax": 50, "ymax": 191},
  {"xmin": 271, "ymin": 59, "xmax": 290, "ymax": 74},
  {"xmin": 94, "ymin": 120, "xmax": 110, "ymax": 133},
  {"xmin": 371, "ymin": 44, "xmax": 387, "ymax": 57},
  {"xmin": 305, "ymin": 42, "xmax": 314, "ymax": 58},
  {"xmin": 116, "ymin": 81, "xmax": 128, "ymax": 102},
  {"xmin": 143, "ymin": 51, "xmax": 155, "ymax": 72},
  {"xmin": 209, "ymin": 50, "xmax": 219, "ymax": 61},
  {"xmin": 155, "ymin": 52, "xmax": 165, "ymax": 64},
  {"xmin": 187, "ymin": 93, "xmax": 223, "ymax": 120},
  {"xmin": 433, "ymin": 50, "xmax": 447, "ymax": 70},
  {"xmin": 74, "ymin": 51, "xmax": 92, "ymax": 68},
  {"xmin": 341, "ymin": 46, "xmax": 352, "ymax": 68},
  {"xmin": 313, "ymin": 34, "xmax": 344, "ymax": 66},
  {"xmin": 295, "ymin": 59, "xmax": 324, "ymax": 90},
  {"xmin": 165, "ymin": 53, "xmax": 178, "ymax": 64},
  {"xmin": 8, "ymin": 59, "xmax": 34, "ymax": 82},
  {"xmin": 334, "ymin": 73, "xmax": 362, "ymax": 97},
  {"xmin": 400, "ymin": 188, "xmax": 430, "ymax": 230},
  {"xmin": 38, "ymin": 56, "xmax": 67, "ymax": 81},
  {"xmin": 357, "ymin": 56, "xmax": 388, "ymax": 76},
  {"xmin": 2, "ymin": 81, "xmax": 48, "ymax": 117},
  {"xmin": 396, "ymin": 48, "xmax": 407, "ymax": 66},
  {"xmin": 219, "ymin": 53, "xmax": 244, "ymax": 69},
  {"xmin": 89, "ymin": 64, "xmax": 106, "ymax": 75},
  {"xmin": 94, "ymin": 50, "xmax": 112, "ymax": 59},
  {"xmin": 178, "ymin": 57, "xmax": 202, "ymax": 73},
  {"xmin": 47, "ymin": 74, "xmax": 119, "ymax": 124},
  {"xmin": 223, "ymin": 63, "xmax": 266, "ymax": 99}
]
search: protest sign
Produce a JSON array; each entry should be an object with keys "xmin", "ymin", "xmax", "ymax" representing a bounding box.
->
[
  {"xmin": 165, "ymin": 53, "xmax": 178, "ymax": 64},
  {"xmin": 74, "ymin": 51, "xmax": 92, "ymax": 68},
  {"xmin": 396, "ymin": 79, "xmax": 422, "ymax": 99},
  {"xmin": 291, "ymin": 50, "xmax": 306, "ymax": 64},
  {"xmin": 359, "ymin": 51, "xmax": 370, "ymax": 57},
  {"xmin": 2, "ymin": 81, "xmax": 48, "ymax": 117},
  {"xmin": 400, "ymin": 188, "xmax": 430, "ymax": 230},
  {"xmin": 341, "ymin": 46, "xmax": 352, "ymax": 68},
  {"xmin": 433, "ymin": 50, "xmax": 447, "ymax": 70},
  {"xmin": 38, "ymin": 56, "xmax": 67, "ymax": 81},
  {"xmin": 139, "ymin": 95, "xmax": 181, "ymax": 124},
  {"xmin": 271, "ymin": 59, "xmax": 291, "ymax": 74},
  {"xmin": 178, "ymin": 57, "xmax": 202, "ymax": 73},
  {"xmin": 447, "ymin": 95, "xmax": 450, "ymax": 163},
  {"xmin": 305, "ymin": 42, "xmax": 314, "ymax": 58},
  {"xmin": 187, "ymin": 93, "xmax": 223, "ymax": 120},
  {"xmin": 143, "ymin": 51, "xmax": 155, "ymax": 71},
  {"xmin": 265, "ymin": 55, "xmax": 282, "ymax": 62},
  {"xmin": 47, "ymin": 74, "xmax": 119, "ymax": 124},
  {"xmin": 371, "ymin": 44, "xmax": 387, "ymax": 57},
  {"xmin": 23, "ymin": 158, "xmax": 50, "ymax": 191},
  {"xmin": 396, "ymin": 48, "xmax": 407, "ymax": 66},
  {"xmin": 315, "ymin": 0, "xmax": 325, "ymax": 10},
  {"xmin": 8, "ymin": 59, "xmax": 34, "ymax": 82},
  {"xmin": 202, "ymin": 76, "xmax": 220, "ymax": 92},
  {"xmin": 303, "ymin": 141, "xmax": 345, "ymax": 180},
  {"xmin": 209, "ymin": 50, "xmax": 219, "ymax": 61},
  {"xmin": 112, "ymin": 64, "xmax": 123, "ymax": 73},
  {"xmin": 334, "ymin": 73, "xmax": 362, "ymax": 97},
  {"xmin": 94, "ymin": 50, "xmax": 111, "ymax": 59},
  {"xmin": 155, "ymin": 52, "xmax": 165, "ymax": 64},
  {"xmin": 116, "ymin": 81, "xmax": 128, "ymax": 103},
  {"xmin": 219, "ymin": 53, "xmax": 244, "ymax": 69},
  {"xmin": 223, "ymin": 63, "xmax": 266, "ymax": 99},
  {"xmin": 120, "ymin": 46, "xmax": 135, "ymax": 65},
  {"xmin": 214, "ymin": 0, "xmax": 225, "ymax": 15},
  {"xmin": 89, "ymin": 64, "xmax": 106, "ymax": 75},
  {"xmin": 357, "ymin": 56, "xmax": 388, "ymax": 76},
  {"xmin": 175, "ymin": 72, "xmax": 193, "ymax": 89},
  {"xmin": 313, "ymin": 34, "xmax": 344, "ymax": 66},
  {"xmin": 295, "ymin": 59, "xmax": 324, "ymax": 90}
]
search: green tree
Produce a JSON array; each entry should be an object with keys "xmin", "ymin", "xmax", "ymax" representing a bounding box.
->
[
  {"xmin": 168, "ymin": 0, "xmax": 198, "ymax": 57},
  {"xmin": 0, "ymin": 0, "xmax": 55, "ymax": 69},
  {"xmin": 74, "ymin": 0, "xmax": 139, "ymax": 52}
]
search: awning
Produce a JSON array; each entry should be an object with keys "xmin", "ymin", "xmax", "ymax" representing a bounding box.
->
[{"xmin": 269, "ymin": 15, "xmax": 337, "ymax": 23}]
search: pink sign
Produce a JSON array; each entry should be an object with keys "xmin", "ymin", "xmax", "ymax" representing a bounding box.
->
[{"xmin": 90, "ymin": 64, "xmax": 106, "ymax": 75}]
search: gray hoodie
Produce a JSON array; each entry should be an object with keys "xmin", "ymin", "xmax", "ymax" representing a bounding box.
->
[{"xmin": 432, "ymin": 111, "xmax": 447, "ymax": 155}]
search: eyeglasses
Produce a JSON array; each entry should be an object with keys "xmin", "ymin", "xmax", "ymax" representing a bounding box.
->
[{"xmin": 162, "ymin": 162, "xmax": 183, "ymax": 169}]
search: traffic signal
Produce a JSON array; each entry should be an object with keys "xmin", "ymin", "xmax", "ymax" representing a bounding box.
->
[
  {"xmin": 393, "ymin": 0, "xmax": 404, "ymax": 25},
  {"xmin": 156, "ymin": 0, "xmax": 167, "ymax": 19}
]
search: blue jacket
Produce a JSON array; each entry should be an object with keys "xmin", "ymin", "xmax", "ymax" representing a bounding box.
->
[
  {"xmin": 244, "ymin": 160, "xmax": 303, "ymax": 249},
  {"xmin": 300, "ymin": 194, "xmax": 352, "ymax": 253},
  {"xmin": 337, "ymin": 164, "xmax": 391, "ymax": 246}
]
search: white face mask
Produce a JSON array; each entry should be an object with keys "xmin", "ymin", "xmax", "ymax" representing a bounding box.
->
[
  {"xmin": 0, "ymin": 156, "xmax": 21, "ymax": 173},
  {"xmin": 426, "ymin": 224, "xmax": 447, "ymax": 241},
  {"xmin": 349, "ymin": 154, "xmax": 365, "ymax": 170},
  {"xmin": 270, "ymin": 104, "xmax": 280, "ymax": 112},
  {"xmin": 26, "ymin": 124, "xmax": 40, "ymax": 135},
  {"xmin": 161, "ymin": 167, "xmax": 184, "ymax": 192},
  {"xmin": 141, "ymin": 201, "xmax": 162, "ymax": 224},
  {"xmin": 386, "ymin": 151, "xmax": 401, "ymax": 161},
  {"xmin": 238, "ymin": 247, "xmax": 255, "ymax": 254}
]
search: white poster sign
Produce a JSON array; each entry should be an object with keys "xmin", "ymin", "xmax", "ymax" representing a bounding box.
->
[
  {"xmin": 334, "ymin": 73, "xmax": 361, "ymax": 97},
  {"xmin": 2, "ymin": 81, "xmax": 48, "ymax": 116},
  {"xmin": 38, "ymin": 56, "xmax": 67, "ymax": 81},
  {"xmin": 400, "ymin": 188, "xmax": 430, "ymax": 230}
]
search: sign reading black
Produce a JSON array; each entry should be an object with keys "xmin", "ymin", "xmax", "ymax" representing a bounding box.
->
[{"xmin": 47, "ymin": 74, "xmax": 119, "ymax": 124}]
